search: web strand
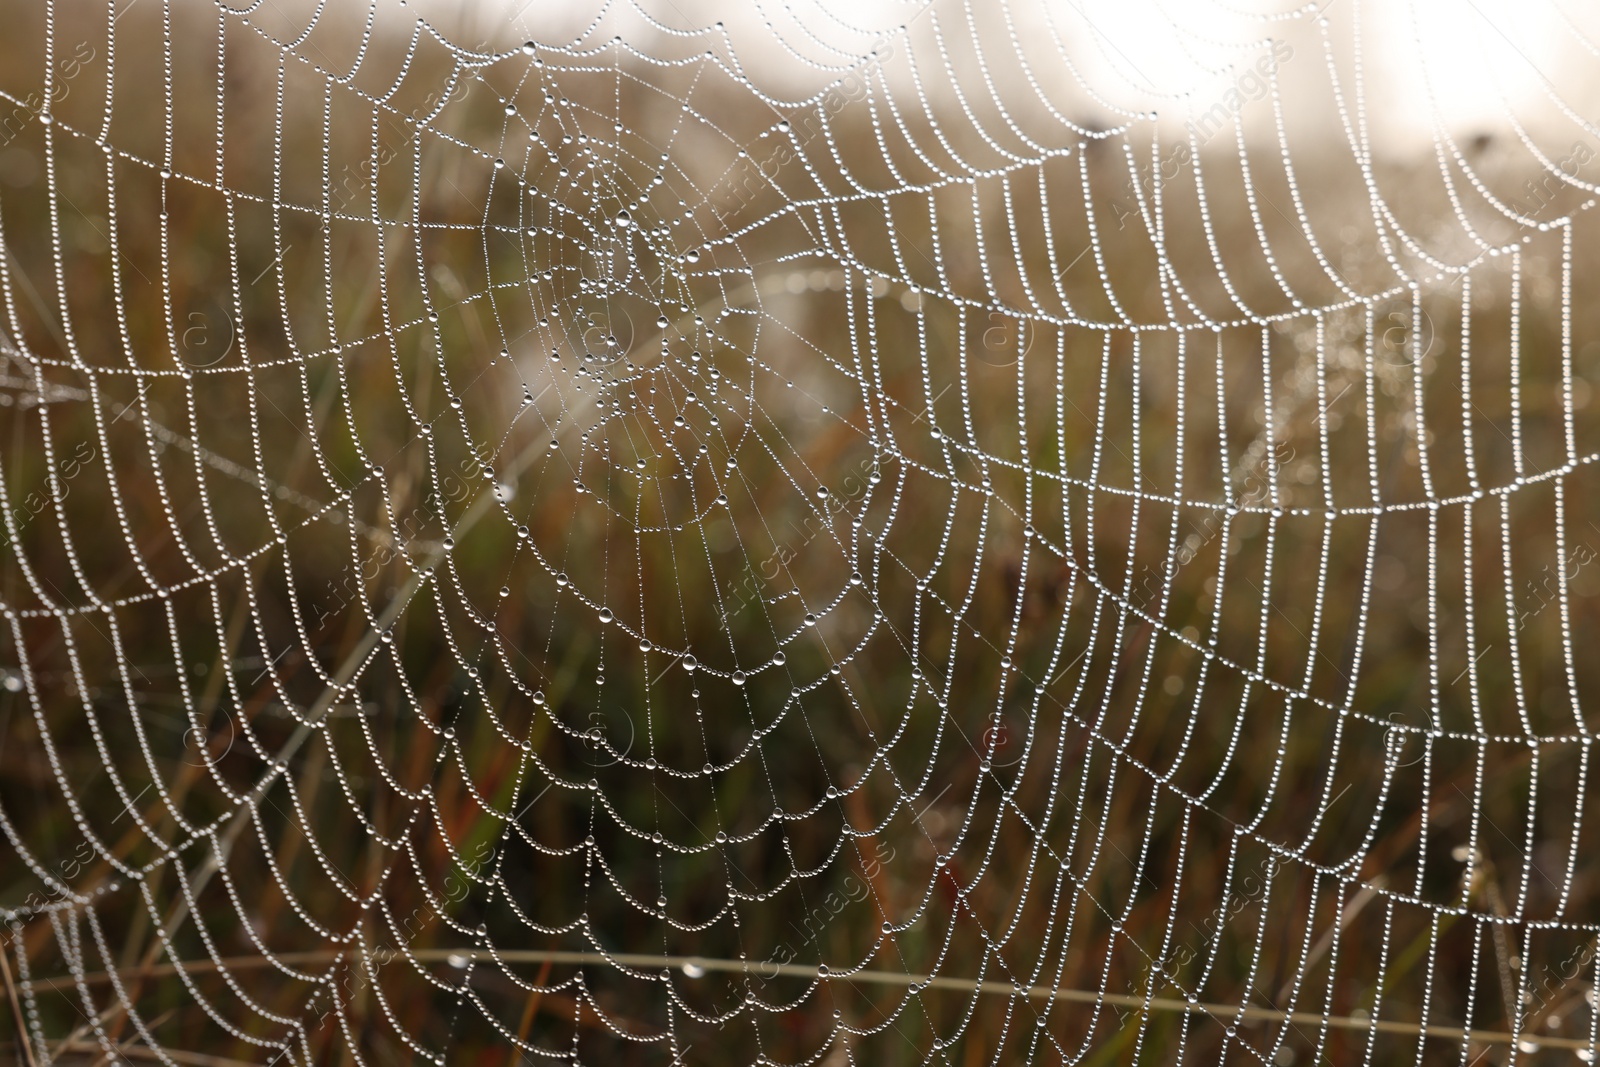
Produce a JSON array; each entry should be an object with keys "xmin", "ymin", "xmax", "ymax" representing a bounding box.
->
[{"xmin": 0, "ymin": 0, "xmax": 1599, "ymax": 1064}]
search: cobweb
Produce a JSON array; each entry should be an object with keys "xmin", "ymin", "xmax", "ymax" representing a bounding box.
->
[{"xmin": 2, "ymin": 0, "xmax": 1599, "ymax": 1062}]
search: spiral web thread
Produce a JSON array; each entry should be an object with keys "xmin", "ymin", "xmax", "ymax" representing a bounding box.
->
[{"xmin": 2, "ymin": 0, "xmax": 1600, "ymax": 1063}]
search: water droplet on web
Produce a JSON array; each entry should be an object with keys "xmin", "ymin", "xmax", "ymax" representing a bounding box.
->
[{"xmin": 598, "ymin": 607, "xmax": 614, "ymax": 623}]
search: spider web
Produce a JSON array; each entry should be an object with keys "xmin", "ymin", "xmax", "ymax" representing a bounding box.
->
[{"xmin": 2, "ymin": 0, "xmax": 1600, "ymax": 1063}]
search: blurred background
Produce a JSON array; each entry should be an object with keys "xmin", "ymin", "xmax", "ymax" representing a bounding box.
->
[{"xmin": 1, "ymin": 0, "xmax": 1599, "ymax": 1063}]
